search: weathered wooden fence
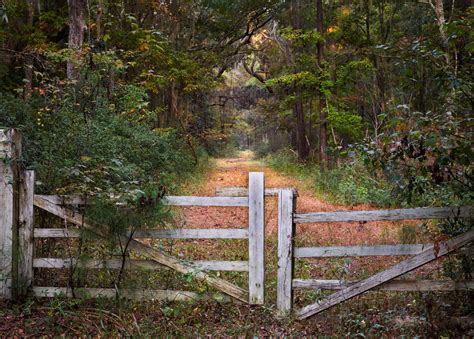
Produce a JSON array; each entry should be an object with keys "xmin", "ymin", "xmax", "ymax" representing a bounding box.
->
[
  {"xmin": 277, "ymin": 189, "xmax": 473, "ymax": 319},
  {"xmin": 0, "ymin": 129, "xmax": 266, "ymax": 304},
  {"xmin": 2, "ymin": 128, "xmax": 473, "ymax": 318}
]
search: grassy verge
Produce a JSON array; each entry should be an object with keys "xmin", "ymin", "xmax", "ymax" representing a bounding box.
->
[{"xmin": 265, "ymin": 150, "xmax": 394, "ymax": 207}]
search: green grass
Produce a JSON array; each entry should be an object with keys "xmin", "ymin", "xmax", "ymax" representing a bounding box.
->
[{"xmin": 265, "ymin": 150, "xmax": 394, "ymax": 207}]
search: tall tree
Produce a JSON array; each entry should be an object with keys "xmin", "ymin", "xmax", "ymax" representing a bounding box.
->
[
  {"xmin": 292, "ymin": 0, "xmax": 309, "ymax": 160},
  {"xmin": 67, "ymin": 0, "xmax": 86, "ymax": 80},
  {"xmin": 23, "ymin": 0, "xmax": 36, "ymax": 100},
  {"xmin": 316, "ymin": 0, "xmax": 327, "ymax": 165}
]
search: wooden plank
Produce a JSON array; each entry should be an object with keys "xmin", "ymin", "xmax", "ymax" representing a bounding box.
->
[
  {"xmin": 294, "ymin": 206, "xmax": 471, "ymax": 223},
  {"xmin": 18, "ymin": 170, "xmax": 35, "ymax": 296},
  {"xmin": 294, "ymin": 244, "xmax": 431, "ymax": 258},
  {"xmin": 293, "ymin": 279, "xmax": 474, "ymax": 291},
  {"xmin": 297, "ymin": 228, "xmax": 474, "ymax": 319},
  {"xmin": 32, "ymin": 195, "xmax": 249, "ymax": 302},
  {"xmin": 34, "ymin": 228, "xmax": 81, "ymax": 238},
  {"xmin": 30, "ymin": 286, "xmax": 232, "ymax": 302},
  {"xmin": 33, "ymin": 258, "xmax": 249, "ymax": 272},
  {"xmin": 248, "ymin": 172, "xmax": 265, "ymax": 304},
  {"xmin": 162, "ymin": 196, "xmax": 248, "ymax": 207},
  {"xmin": 34, "ymin": 228, "xmax": 248, "ymax": 239},
  {"xmin": 215, "ymin": 187, "xmax": 298, "ymax": 197},
  {"xmin": 34, "ymin": 194, "xmax": 85, "ymax": 205},
  {"xmin": 132, "ymin": 228, "xmax": 248, "ymax": 239},
  {"xmin": 277, "ymin": 189, "xmax": 295, "ymax": 316},
  {"xmin": 0, "ymin": 128, "xmax": 21, "ymax": 299},
  {"xmin": 35, "ymin": 194, "xmax": 249, "ymax": 207}
]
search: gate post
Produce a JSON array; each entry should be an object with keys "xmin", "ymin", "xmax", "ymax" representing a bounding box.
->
[
  {"xmin": 248, "ymin": 172, "xmax": 265, "ymax": 304},
  {"xmin": 0, "ymin": 129, "xmax": 22, "ymax": 299},
  {"xmin": 18, "ymin": 170, "xmax": 35, "ymax": 296},
  {"xmin": 277, "ymin": 189, "xmax": 295, "ymax": 315}
]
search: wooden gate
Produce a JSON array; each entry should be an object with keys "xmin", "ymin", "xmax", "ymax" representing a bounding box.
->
[
  {"xmin": 0, "ymin": 129, "xmax": 265, "ymax": 304},
  {"xmin": 277, "ymin": 189, "xmax": 473, "ymax": 319}
]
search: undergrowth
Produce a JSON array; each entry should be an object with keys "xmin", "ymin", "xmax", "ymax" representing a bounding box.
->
[{"xmin": 265, "ymin": 149, "xmax": 394, "ymax": 207}]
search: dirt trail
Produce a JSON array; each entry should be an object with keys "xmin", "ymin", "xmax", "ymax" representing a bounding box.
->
[
  {"xmin": 180, "ymin": 151, "xmax": 404, "ymax": 247},
  {"xmin": 174, "ymin": 151, "xmax": 439, "ymax": 280}
]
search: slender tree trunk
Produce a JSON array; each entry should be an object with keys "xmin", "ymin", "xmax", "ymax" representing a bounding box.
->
[
  {"xmin": 24, "ymin": 0, "xmax": 36, "ymax": 100},
  {"xmin": 96, "ymin": 0, "xmax": 103, "ymax": 40},
  {"xmin": 168, "ymin": 81, "xmax": 179, "ymax": 126},
  {"xmin": 316, "ymin": 0, "xmax": 328, "ymax": 165},
  {"xmin": 291, "ymin": 0, "xmax": 309, "ymax": 161},
  {"xmin": 293, "ymin": 87, "xmax": 309, "ymax": 160},
  {"xmin": 429, "ymin": 0, "xmax": 456, "ymax": 110},
  {"xmin": 67, "ymin": 0, "xmax": 86, "ymax": 80}
]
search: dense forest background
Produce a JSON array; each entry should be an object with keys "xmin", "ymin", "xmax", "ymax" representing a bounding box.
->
[
  {"xmin": 0, "ymin": 0, "xmax": 472, "ymax": 206},
  {"xmin": 0, "ymin": 1, "xmax": 473, "ymax": 336}
]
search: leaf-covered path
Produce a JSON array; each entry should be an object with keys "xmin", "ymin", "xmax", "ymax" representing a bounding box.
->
[
  {"xmin": 179, "ymin": 151, "xmax": 405, "ymax": 248},
  {"xmin": 173, "ymin": 151, "xmax": 439, "ymax": 284}
]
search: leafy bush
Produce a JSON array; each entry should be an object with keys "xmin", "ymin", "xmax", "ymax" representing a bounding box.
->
[
  {"xmin": 359, "ymin": 109, "xmax": 473, "ymax": 207},
  {"xmin": 0, "ymin": 75, "xmax": 208, "ymax": 292},
  {"xmin": 0, "ymin": 87, "xmax": 196, "ymax": 201}
]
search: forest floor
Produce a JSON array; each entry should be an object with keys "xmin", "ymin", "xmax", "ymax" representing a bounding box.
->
[{"xmin": 0, "ymin": 151, "xmax": 472, "ymax": 336}]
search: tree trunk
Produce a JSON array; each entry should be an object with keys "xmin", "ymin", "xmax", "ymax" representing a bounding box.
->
[
  {"xmin": 293, "ymin": 87, "xmax": 309, "ymax": 160},
  {"xmin": 168, "ymin": 81, "xmax": 179, "ymax": 126},
  {"xmin": 290, "ymin": 0, "xmax": 309, "ymax": 161},
  {"xmin": 23, "ymin": 0, "xmax": 36, "ymax": 100},
  {"xmin": 316, "ymin": 0, "xmax": 328, "ymax": 166},
  {"xmin": 96, "ymin": 0, "xmax": 103, "ymax": 40},
  {"xmin": 67, "ymin": 0, "xmax": 86, "ymax": 80}
]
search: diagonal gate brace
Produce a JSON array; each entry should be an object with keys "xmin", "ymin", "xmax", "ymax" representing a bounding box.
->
[
  {"xmin": 298, "ymin": 228, "xmax": 474, "ymax": 320},
  {"xmin": 33, "ymin": 195, "xmax": 249, "ymax": 303}
]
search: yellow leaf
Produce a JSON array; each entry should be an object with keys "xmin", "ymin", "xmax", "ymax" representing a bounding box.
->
[{"xmin": 139, "ymin": 42, "xmax": 149, "ymax": 51}]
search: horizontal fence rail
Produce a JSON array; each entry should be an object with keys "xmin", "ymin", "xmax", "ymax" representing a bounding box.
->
[
  {"xmin": 34, "ymin": 228, "xmax": 249, "ymax": 239},
  {"xmin": 294, "ymin": 244, "xmax": 433, "ymax": 258},
  {"xmin": 294, "ymin": 206, "xmax": 471, "ymax": 223},
  {"xmin": 35, "ymin": 194, "xmax": 249, "ymax": 207},
  {"xmin": 216, "ymin": 187, "xmax": 298, "ymax": 197},
  {"xmin": 33, "ymin": 258, "xmax": 249, "ymax": 272},
  {"xmin": 293, "ymin": 279, "xmax": 474, "ymax": 291},
  {"xmin": 162, "ymin": 196, "xmax": 249, "ymax": 207},
  {"xmin": 31, "ymin": 287, "xmax": 233, "ymax": 302}
]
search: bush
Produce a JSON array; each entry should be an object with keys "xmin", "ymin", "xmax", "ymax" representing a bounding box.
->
[{"xmin": 0, "ymin": 89, "xmax": 196, "ymax": 200}]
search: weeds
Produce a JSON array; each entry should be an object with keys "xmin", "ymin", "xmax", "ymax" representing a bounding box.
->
[{"xmin": 265, "ymin": 150, "xmax": 394, "ymax": 207}]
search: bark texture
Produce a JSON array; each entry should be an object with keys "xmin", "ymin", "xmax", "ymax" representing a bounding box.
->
[{"xmin": 67, "ymin": 0, "xmax": 86, "ymax": 80}]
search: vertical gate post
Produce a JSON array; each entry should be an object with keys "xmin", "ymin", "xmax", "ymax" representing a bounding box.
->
[
  {"xmin": 248, "ymin": 172, "xmax": 265, "ymax": 304},
  {"xmin": 0, "ymin": 128, "xmax": 22, "ymax": 299},
  {"xmin": 18, "ymin": 170, "xmax": 35, "ymax": 296},
  {"xmin": 277, "ymin": 189, "xmax": 295, "ymax": 315}
]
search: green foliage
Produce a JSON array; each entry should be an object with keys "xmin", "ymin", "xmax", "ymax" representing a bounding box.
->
[
  {"xmin": 326, "ymin": 105, "xmax": 363, "ymax": 140},
  {"xmin": 280, "ymin": 27, "xmax": 324, "ymax": 47},
  {"xmin": 360, "ymin": 109, "xmax": 472, "ymax": 207},
  {"xmin": 265, "ymin": 71, "xmax": 321, "ymax": 88},
  {"xmin": 265, "ymin": 150, "xmax": 393, "ymax": 206},
  {"xmin": 2, "ymin": 106, "xmax": 192, "ymax": 199},
  {"xmin": 0, "ymin": 71, "xmax": 197, "ymax": 200}
]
